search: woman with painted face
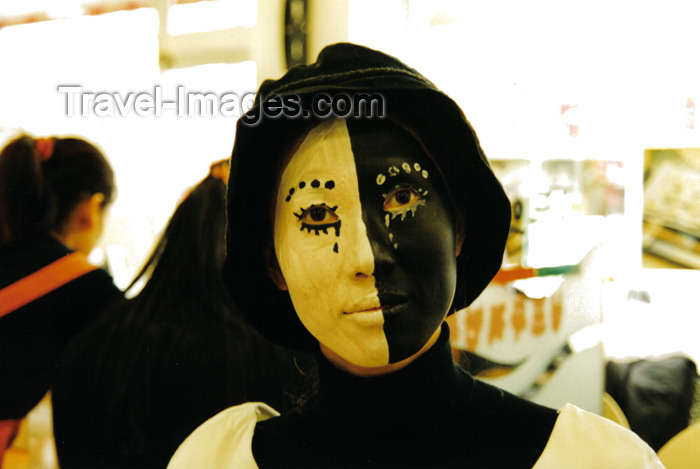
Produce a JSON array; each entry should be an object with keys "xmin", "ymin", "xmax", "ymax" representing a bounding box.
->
[
  {"xmin": 169, "ymin": 44, "xmax": 663, "ymax": 468},
  {"xmin": 0, "ymin": 135, "xmax": 119, "ymax": 458}
]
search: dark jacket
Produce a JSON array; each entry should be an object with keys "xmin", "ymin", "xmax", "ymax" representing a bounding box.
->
[{"xmin": 0, "ymin": 237, "xmax": 120, "ymax": 419}]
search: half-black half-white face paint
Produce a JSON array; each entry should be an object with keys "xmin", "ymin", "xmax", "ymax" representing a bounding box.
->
[{"xmin": 273, "ymin": 118, "xmax": 458, "ymax": 366}]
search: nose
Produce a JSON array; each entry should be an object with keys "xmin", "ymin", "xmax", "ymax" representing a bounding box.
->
[
  {"xmin": 353, "ymin": 214, "xmax": 396, "ymax": 280},
  {"xmin": 348, "ymin": 238, "xmax": 375, "ymax": 280},
  {"xmin": 345, "ymin": 215, "xmax": 376, "ymax": 279},
  {"xmin": 369, "ymin": 235, "xmax": 394, "ymax": 278}
]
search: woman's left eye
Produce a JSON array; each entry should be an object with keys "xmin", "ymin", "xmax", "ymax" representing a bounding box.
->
[{"xmin": 383, "ymin": 187, "xmax": 423, "ymax": 212}]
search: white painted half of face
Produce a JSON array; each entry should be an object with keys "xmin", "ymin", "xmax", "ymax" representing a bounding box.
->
[{"xmin": 273, "ymin": 119, "xmax": 389, "ymax": 367}]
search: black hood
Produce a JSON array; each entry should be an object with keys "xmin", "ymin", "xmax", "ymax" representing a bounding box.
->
[{"xmin": 223, "ymin": 43, "xmax": 511, "ymax": 351}]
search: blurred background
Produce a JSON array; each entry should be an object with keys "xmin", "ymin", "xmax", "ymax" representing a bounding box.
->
[{"xmin": 2, "ymin": 0, "xmax": 700, "ymax": 459}]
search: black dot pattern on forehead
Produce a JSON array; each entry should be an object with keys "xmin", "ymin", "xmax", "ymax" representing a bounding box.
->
[
  {"xmin": 286, "ymin": 179, "xmax": 335, "ymax": 202},
  {"xmin": 333, "ymin": 242, "xmax": 338, "ymax": 253},
  {"xmin": 285, "ymin": 187, "xmax": 295, "ymax": 202}
]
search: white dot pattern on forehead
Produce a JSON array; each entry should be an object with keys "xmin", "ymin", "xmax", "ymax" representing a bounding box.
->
[
  {"xmin": 402, "ymin": 162, "xmax": 411, "ymax": 173},
  {"xmin": 376, "ymin": 173, "xmax": 386, "ymax": 185},
  {"xmin": 388, "ymin": 166, "xmax": 399, "ymax": 176},
  {"xmin": 414, "ymin": 162, "xmax": 421, "ymax": 171}
]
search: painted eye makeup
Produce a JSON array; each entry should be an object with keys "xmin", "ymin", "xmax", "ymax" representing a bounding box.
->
[
  {"xmin": 383, "ymin": 186, "xmax": 426, "ymax": 220},
  {"xmin": 294, "ymin": 203, "xmax": 341, "ymax": 236}
]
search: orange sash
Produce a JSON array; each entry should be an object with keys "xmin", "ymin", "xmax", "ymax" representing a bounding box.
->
[
  {"xmin": 0, "ymin": 252, "xmax": 97, "ymax": 319},
  {"xmin": 0, "ymin": 419, "xmax": 21, "ymax": 462},
  {"xmin": 0, "ymin": 252, "xmax": 97, "ymax": 462}
]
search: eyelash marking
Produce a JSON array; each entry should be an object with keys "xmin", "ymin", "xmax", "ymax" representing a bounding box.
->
[
  {"xmin": 383, "ymin": 186, "xmax": 426, "ymax": 222},
  {"xmin": 294, "ymin": 204, "xmax": 341, "ymax": 236}
]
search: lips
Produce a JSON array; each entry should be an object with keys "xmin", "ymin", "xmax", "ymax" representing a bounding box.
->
[
  {"xmin": 343, "ymin": 303, "xmax": 383, "ymax": 315},
  {"xmin": 380, "ymin": 301, "xmax": 408, "ymax": 316},
  {"xmin": 347, "ymin": 306, "xmax": 384, "ymax": 314},
  {"xmin": 378, "ymin": 289, "xmax": 407, "ymax": 303},
  {"xmin": 344, "ymin": 291, "xmax": 409, "ymax": 315}
]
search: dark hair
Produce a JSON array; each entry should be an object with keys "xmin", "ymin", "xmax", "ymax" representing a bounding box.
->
[
  {"xmin": 125, "ymin": 174, "xmax": 229, "ymax": 321},
  {"xmin": 52, "ymin": 174, "xmax": 316, "ymax": 468},
  {"xmin": 0, "ymin": 135, "xmax": 115, "ymax": 244}
]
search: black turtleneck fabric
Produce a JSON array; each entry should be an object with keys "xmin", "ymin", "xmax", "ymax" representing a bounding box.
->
[{"xmin": 252, "ymin": 324, "xmax": 558, "ymax": 469}]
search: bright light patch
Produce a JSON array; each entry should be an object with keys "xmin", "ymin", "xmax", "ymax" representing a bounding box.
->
[{"xmin": 167, "ymin": 0, "xmax": 256, "ymax": 36}]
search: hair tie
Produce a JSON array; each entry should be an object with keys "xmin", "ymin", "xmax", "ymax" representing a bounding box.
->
[
  {"xmin": 209, "ymin": 159, "xmax": 230, "ymax": 183},
  {"xmin": 35, "ymin": 138, "xmax": 54, "ymax": 161}
]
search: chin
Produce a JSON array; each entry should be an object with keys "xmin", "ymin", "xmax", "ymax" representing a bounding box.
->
[
  {"xmin": 343, "ymin": 350, "xmax": 390, "ymax": 369},
  {"xmin": 322, "ymin": 342, "xmax": 391, "ymax": 372}
]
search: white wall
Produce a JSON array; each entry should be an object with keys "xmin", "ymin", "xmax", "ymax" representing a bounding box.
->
[{"xmin": 0, "ymin": 8, "xmax": 256, "ymax": 288}]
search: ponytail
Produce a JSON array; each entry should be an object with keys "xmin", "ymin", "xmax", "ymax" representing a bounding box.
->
[{"xmin": 0, "ymin": 135, "xmax": 115, "ymax": 245}]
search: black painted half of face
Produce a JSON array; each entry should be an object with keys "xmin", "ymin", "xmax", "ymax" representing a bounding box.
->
[{"xmin": 346, "ymin": 119, "xmax": 458, "ymax": 363}]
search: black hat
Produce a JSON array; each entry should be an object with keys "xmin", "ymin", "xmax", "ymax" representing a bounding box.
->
[{"xmin": 223, "ymin": 43, "xmax": 511, "ymax": 351}]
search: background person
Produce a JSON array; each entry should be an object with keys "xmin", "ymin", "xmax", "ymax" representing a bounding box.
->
[
  {"xmin": 0, "ymin": 135, "xmax": 119, "ymax": 461},
  {"xmin": 52, "ymin": 166, "xmax": 316, "ymax": 469}
]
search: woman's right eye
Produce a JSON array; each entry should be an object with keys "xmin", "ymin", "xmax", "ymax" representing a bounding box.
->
[
  {"xmin": 296, "ymin": 204, "xmax": 339, "ymax": 225},
  {"xmin": 307, "ymin": 206, "xmax": 334, "ymax": 223},
  {"xmin": 294, "ymin": 204, "xmax": 341, "ymax": 236}
]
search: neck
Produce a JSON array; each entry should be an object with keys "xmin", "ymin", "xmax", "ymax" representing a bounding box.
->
[
  {"xmin": 50, "ymin": 231, "xmax": 72, "ymax": 249},
  {"xmin": 319, "ymin": 326, "xmax": 442, "ymax": 377},
  {"xmin": 314, "ymin": 323, "xmax": 470, "ymax": 422}
]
